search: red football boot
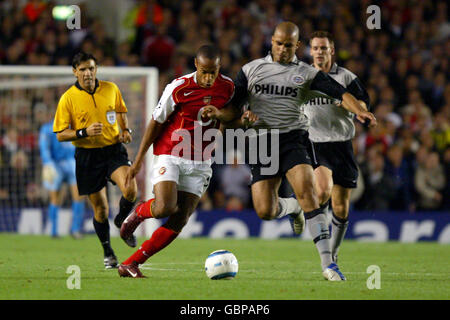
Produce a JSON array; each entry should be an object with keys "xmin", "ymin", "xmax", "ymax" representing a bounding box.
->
[
  {"xmin": 118, "ymin": 262, "xmax": 146, "ymax": 278},
  {"xmin": 120, "ymin": 201, "xmax": 145, "ymax": 242}
]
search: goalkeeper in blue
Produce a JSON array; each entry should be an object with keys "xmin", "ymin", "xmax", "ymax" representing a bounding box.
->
[{"xmin": 39, "ymin": 120, "xmax": 85, "ymax": 238}]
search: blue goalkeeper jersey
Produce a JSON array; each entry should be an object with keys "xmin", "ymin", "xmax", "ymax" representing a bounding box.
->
[{"xmin": 39, "ymin": 121, "xmax": 75, "ymax": 164}]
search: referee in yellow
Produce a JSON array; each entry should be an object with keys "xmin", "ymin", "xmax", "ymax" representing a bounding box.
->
[{"xmin": 53, "ymin": 52, "xmax": 138, "ymax": 269}]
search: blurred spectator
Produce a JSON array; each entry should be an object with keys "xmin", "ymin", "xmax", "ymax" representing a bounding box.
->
[
  {"xmin": 442, "ymin": 148, "xmax": 450, "ymax": 210},
  {"xmin": 23, "ymin": 0, "xmax": 46, "ymax": 23},
  {"xmin": 0, "ymin": 150, "xmax": 39, "ymax": 208},
  {"xmin": 0, "ymin": 128, "xmax": 19, "ymax": 165},
  {"xmin": 384, "ymin": 144, "xmax": 414, "ymax": 211},
  {"xmin": 414, "ymin": 152, "xmax": 446, "ymax": 210},
  {"xmin": 430, "ymin": 111, "xmax": 450, "ymax": 154},
  {"xmin": 357, "ymin": 148, "xmax": 397, "ymax": 210},
  {"xmin": 198, "ymin": 192, "xmax": 213, "ymax": 211},
  {"xmin": 141, "ymin": 23, "xmax": 175, "ymax": 71},
  {"xmin": 219, "ymin": 150, "xmax": 252, "ymax": 211}
]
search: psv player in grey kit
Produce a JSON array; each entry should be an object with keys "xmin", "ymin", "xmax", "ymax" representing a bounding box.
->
[
  {"xmin": 220, "ymin": 22, "xmax": 377, "ymax": 281},
  {"xmin": 304, "ymin": 31, "xmax": 371, "ymax": 264}
]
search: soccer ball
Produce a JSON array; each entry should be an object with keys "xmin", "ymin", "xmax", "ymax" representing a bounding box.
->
[{"xmin": 204, "ymin": 250, "xmax": 238, "ymax": 280}]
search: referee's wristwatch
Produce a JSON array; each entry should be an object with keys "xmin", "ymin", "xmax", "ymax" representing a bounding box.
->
[{"xmin": 123, "ymin": 128, "xmax": 133, "ymax": 134}]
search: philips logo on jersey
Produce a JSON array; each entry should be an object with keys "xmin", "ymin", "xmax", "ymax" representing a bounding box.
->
[
  {"xmin": 307, "ymin": 97, "xmax": 334, "ymax": 106},
  {"xmin": 254, "ymin": 84, "xmax": 298, "ymax": 97}
]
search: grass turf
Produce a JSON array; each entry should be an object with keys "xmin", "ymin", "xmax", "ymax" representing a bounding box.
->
[{"xmin": 0, "ymin": 234, "xmax": 448, "ymax": 300}]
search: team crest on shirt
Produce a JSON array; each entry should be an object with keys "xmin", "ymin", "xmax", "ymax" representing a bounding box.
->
[
  {"xmin": 106, "ymin": 110, "xmax": 116, "ymax": 124},
  {"xmin": 292, "ymin": 75, "xmax": 304, "ymax": 85},
  {"xmin": 203, "ymin": 96, "xmax": 212, "ymax": 105},
  {"xmin": 159, "ymin": 167, "xmax": 166, "ymax": 175}
]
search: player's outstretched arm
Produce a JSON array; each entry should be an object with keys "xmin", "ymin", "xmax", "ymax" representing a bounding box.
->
[
  {"xmin": 221, "ymin": 110, "xmax": 259, "ymax": 129},
  {"xmin": 202, "ymin": 104, "xmax": 241, "ymax": 123},
  {"xmin": 125, "ymin": 118, "xmax": 164, "ymax": 187},
  {"xmin": 310, "ymin": 71, "xmax": 375, "ymax": 126},
  {"xmin": 340, "ymin": 92, "xmax": 377, "ymax": 127}
]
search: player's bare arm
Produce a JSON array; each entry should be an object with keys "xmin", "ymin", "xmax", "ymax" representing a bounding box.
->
[
  {"xmin": 117, "ymin": 112, "xmax": 132, "ymax": 144},
  {"xmin": 201, "ymin": 104, "xmax": 240, "ymax": 123},
  {"xmin": 339, "ymin": 98, "xmax": 368, "ymax": 111},
  {"xmin": 56, "ymin": 122, "xmax": 103, "ymax": 141},
  {"xmin": 220, "ymin": 110, "xmax": 258, "ymax": 129},
  {"xmin": 125, "ymin": 118, "xmax": 164, "ymax": 187},
  {"xmin": 340, "ymin": 92, "xmax": 377, "ymax": 127}
]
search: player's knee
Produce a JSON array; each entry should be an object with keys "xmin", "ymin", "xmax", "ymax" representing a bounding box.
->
[
  {"xmin": 332, "ymin": 202, "xmax": 349, "ymax": 219},
  {"xmin": 152, "ymin": 202, "xmax": 178, "ymax": 218},
  {"xmin": 93, "ymin": 205, "xmax": 109, "ymax": 222},
  {"xmin": 123, "ymin": 188, "xmax": 137, "ymax": 202},
  {"xmin": 297, "ymin": 188, "xmax": 319, "ymax": 212},
  {"xmin": 255, "ymin": 205, "xmax": 277, "ymax": 220},
  {"xmin": 316, "ymin": 187, "xmax": 331, "ymax": 205}
]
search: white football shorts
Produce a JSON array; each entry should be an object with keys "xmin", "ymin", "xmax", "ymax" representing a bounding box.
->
[{"xmin": 150, "ymin": 155, "xmax": 213, "ymax": 198}]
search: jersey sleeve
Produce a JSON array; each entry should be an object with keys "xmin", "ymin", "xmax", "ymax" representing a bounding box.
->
[
  {"xmin": 152, "ymin": 78, "xmax": 185, "ymax": 123},
  {"xmin": 310, "ymin": 71, "xmax": 348, "ymax": 100},
  {"xmin": 346, "ymin": 78, "xmax": 370, "ymax": 111},
  {"xmin": 220, "ymin": 74, "xmax": 235, "ymax": 105},
  {"xmin": 53, "ymin": 93, "xmax": 72, "ymax": 133},
  {"xmin": 114, "ymin": 84, "xmax": 128, "ymax": 113},
  {"xmin": 39, "ymin": 124, "xmax": 53, "ymax": 165},
  {"xmin": 229, "ymin": 69, "xmax": 248, "ymax": 109}
]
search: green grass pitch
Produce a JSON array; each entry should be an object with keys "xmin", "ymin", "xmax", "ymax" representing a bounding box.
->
[{"xmin": 0, "ymin": 234, "xmax": 448, "ymax": 300}]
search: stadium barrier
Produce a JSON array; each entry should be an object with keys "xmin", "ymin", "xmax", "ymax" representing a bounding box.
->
[{"xmin": 1, "ymin": 208, "xmax": 449, "ymax": 243}]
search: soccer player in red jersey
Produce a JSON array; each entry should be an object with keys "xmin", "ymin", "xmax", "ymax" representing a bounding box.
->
[{"xmin": 117, "ymin": 45, "xmax": 236, "ymax": 278}]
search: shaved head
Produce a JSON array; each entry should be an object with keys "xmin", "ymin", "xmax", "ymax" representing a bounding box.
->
[
  {"xmin": 271, "ymin": 21, "xmax": 301, "ymax": 64},
  {"xmin": 274, "ymin": 21, "xmax": 300, "ymax": 42}
]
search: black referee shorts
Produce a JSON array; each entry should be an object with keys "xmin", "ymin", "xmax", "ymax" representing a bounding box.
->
[
  {"xmin": 249, "ymin": 129, "xmax": 315, "ymax": 184},
  {"xmin": 312, "ymin": 140, "xmax": 358, "ymax": 189},
  {"xmin": 74, "ymin": 143, "xmax": 131, "ymax": 195}
]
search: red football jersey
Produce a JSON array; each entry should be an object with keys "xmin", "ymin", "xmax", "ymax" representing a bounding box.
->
[{"xmin": 153, "ymin": 72, "xmax": 235, "ymax": 160}]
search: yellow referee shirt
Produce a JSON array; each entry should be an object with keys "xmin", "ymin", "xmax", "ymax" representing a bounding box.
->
[{"xmin": 53, "ymin": 79, "xmax": 128, "ymax": 148}]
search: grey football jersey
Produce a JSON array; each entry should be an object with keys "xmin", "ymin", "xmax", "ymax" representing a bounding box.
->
[
  {"xmin": 304, "ymin": 63, "xmax": 368, "ymax": 142},
  {"xmin": 236, "ymin": 54, "xmax": 328, "ymax": 133}
]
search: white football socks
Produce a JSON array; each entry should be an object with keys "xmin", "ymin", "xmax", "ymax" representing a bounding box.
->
[{"xmin": 276, "ymin": 197, "xmax": 301, "ymax": 218}]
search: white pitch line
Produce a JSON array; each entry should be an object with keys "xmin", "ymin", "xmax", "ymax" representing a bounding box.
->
[
  {"xmin": 140, "ymin": 266, "xmax": 192, "ymax": 271},
  {"xmin": 138, "ymin": 264, "xmax": 449, "ymax": 277}
]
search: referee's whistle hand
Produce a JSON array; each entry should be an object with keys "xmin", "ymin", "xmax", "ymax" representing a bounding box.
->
[{"xmin": 86, "ymin": 122, "xmax": 103, "ymax": 136}]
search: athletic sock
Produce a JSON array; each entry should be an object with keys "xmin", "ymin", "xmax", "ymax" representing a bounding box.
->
[
  {"xmin": 136, "ymin": 198, "xmax": 155, "ymax": 219},
  {"xmin": 123, "ymin": 225, "xmax": 178, "ymax": 265},
  {"xmin": 93, "ymin": 217, "xmax": 114, "ymax": 257},
  {"xmin": 305, "ymin": 205, "xmax": 333, "ymax": 271},
  {"xmin": 330, "ymin": 212, "xmax": 349, "ymax": 259},
  {"xmin": 71, "ymin": 201, "xmax": 85, "ymax": 233},
  {"xmin": 114, "ymin": 196, "xmax": 137, "ymax": 227},
  {"xmin": 276, "ymin": 197, "xmax": 300, "ymax": 219},
  {"xmin": 49, "ymin": 204, "xmax": 59, "ymax": 237}
]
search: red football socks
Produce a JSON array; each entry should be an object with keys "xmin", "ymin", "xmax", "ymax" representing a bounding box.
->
[
  {"xmin": 122, "ymin": 225, "xmax": 179, "ymax": 265},
  {"xmin": 136, "ymin": 198, "xmax": 155, "ymax": 218}
]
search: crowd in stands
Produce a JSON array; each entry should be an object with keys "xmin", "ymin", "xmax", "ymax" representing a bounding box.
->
[{"xmin": 0, "ymin": 0, "xmax": 449, "ymax": 212}]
